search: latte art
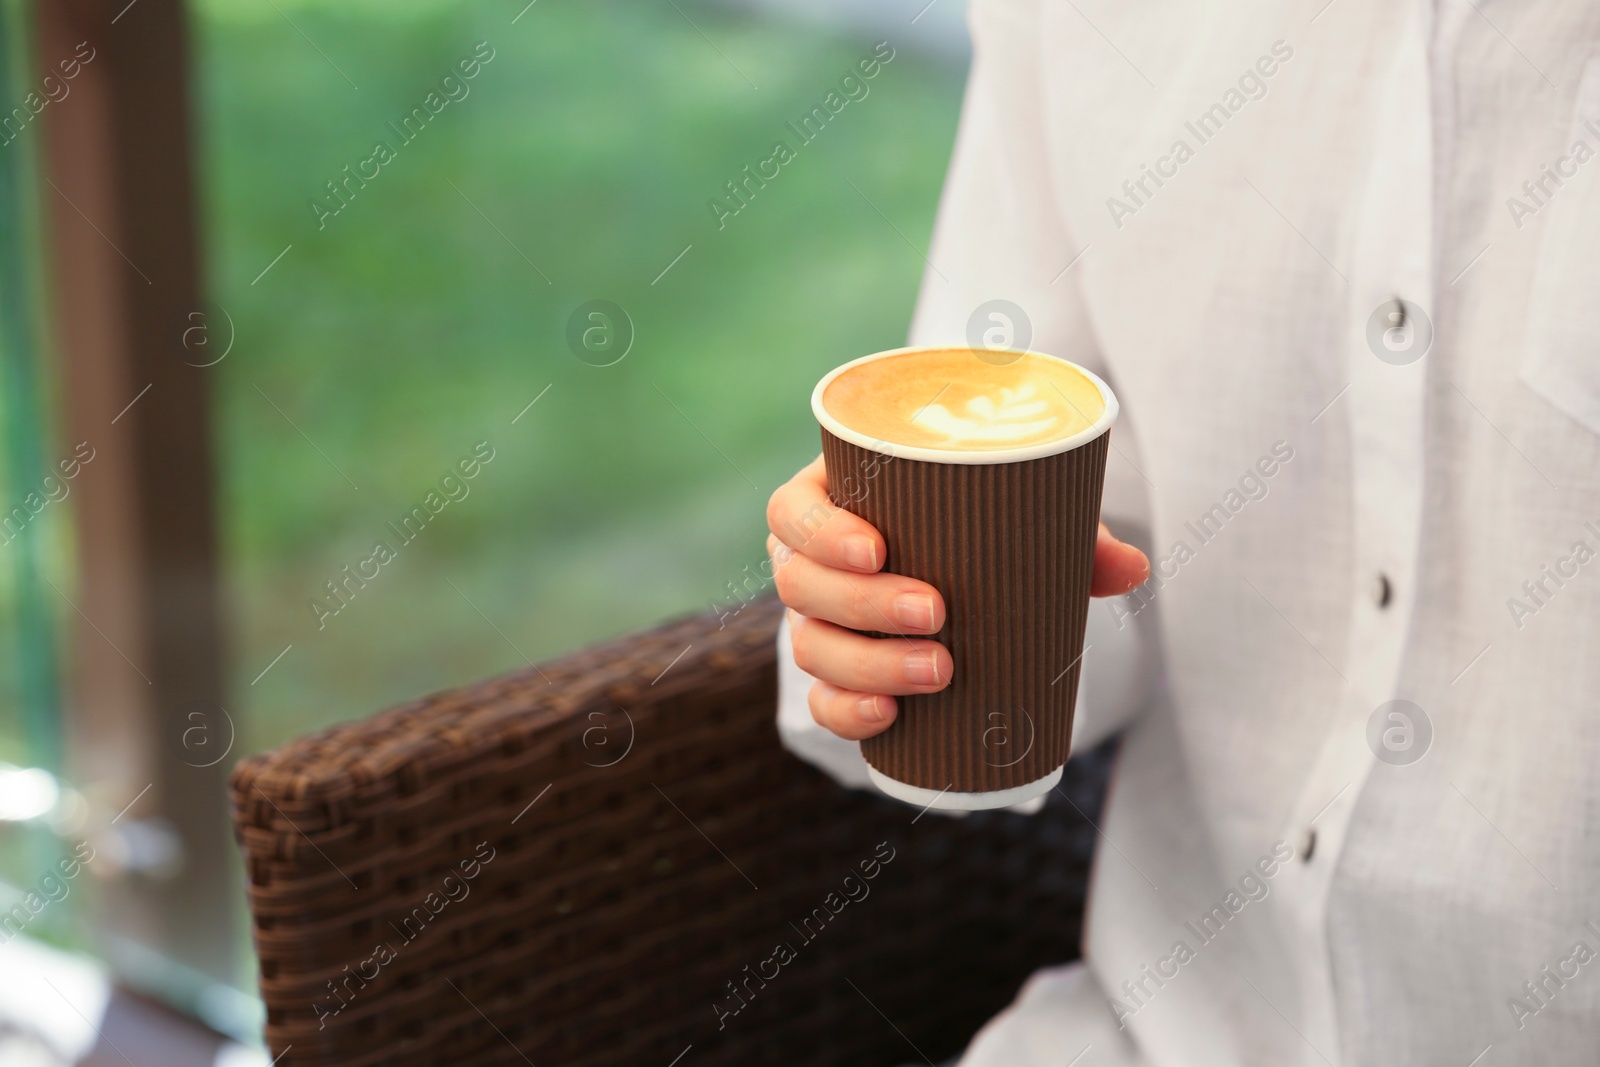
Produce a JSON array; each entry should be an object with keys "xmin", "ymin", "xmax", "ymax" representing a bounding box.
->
[
  {"xmin": 914, "ymin": 382, "xmax": 1063, "ymax": 445},
  {"xmin": 820, "ymin": 348, "xmax": 1106, "ymax": 452}
]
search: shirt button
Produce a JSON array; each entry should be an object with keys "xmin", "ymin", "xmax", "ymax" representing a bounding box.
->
[
  {"xmin": 1298, "ymin": 827, "xmax": 1316, "ymax": 862},
  {"xmin": 1371, "ymin": 572, "xmax": 1392, "ymax": 608}
]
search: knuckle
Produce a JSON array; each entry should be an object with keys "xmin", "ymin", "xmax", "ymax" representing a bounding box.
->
[
  {"xmin": 852, "ymin": 640, "xmax": 893, "ymax": 688},
  {"xmin": 770, "ymin": 538, "xmax": 795, "ymax": 570},
  {"xmin": 772, "ymin": 559, "xmax": 801, "ymax": 604},
  {"xmin": 789, "ymin": 623, "xmax": 818, "ymax": 674},
  {"xmin": 807, "ymin": 683, "xmax": 831, "ymax": 727},
  {"xmin": 765, "ymin": 489, "xmax": 787, "ymax": 537},
  {"xmin": 846, "ymin": 585, "xmax": 876, "ymax": 628}
]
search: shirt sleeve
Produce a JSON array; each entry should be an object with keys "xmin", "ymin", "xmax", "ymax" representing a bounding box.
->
[
  {"xmin": 904, "ymin": 0, "xmax": 1150, "ymax": 535},
  {"xmin": 774, "ymin": 0, "xmax": 1161, "ymax": 804}
]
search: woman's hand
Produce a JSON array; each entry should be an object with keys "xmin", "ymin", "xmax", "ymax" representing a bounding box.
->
[{"xmin": 767, "ymin": 454, "xmax": 1149, "ymax": 741}]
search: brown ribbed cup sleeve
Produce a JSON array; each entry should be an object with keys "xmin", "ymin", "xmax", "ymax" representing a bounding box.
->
[{"xmin": 820, "ymin": 429, "xmax": 1111, "ymax": 793}]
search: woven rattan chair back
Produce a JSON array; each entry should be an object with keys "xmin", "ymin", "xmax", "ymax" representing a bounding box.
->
[{"xmin": 231, "ymin": 595, "xmax": 1108, "ymax": 1065}]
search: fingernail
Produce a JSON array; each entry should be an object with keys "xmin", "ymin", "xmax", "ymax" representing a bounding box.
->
[
  {"xmin": 842, "ymin": 536, "xmax": 877, "ymax": 571},
  {"xmin": 857, "ymin": 696, "xmax": 887, "ymax": 723},
  {"xmin": 893, "ymin": 593, "xmax": 936, "ymax": 632},
  {"xmin": 904, "ymin": 649, "xmax": 943, "ymax": 686}
]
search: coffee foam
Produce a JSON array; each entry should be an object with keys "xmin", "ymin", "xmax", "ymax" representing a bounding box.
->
[{"xmin": 820, "ymin": 348, "xmax": 1106, "ymax": 452}]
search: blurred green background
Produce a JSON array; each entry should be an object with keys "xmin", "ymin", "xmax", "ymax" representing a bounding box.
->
[
  {"xmin": 196, "ymin": 0, "xmax": 966, "ymax": 755},
  {"xmin": 0, "ymin": 0, "xmax": 967, "ymax": 992}
]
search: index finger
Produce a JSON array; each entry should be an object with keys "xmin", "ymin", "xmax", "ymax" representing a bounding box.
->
[{"xmin": 766, "ymin": 454, "xmax": 887, "ymax": 573}]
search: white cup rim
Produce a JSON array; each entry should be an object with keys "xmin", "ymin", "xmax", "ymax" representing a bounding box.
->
[{"xmin": 811, "ymin": 345, "xmax": 1119, "ymax": 465}]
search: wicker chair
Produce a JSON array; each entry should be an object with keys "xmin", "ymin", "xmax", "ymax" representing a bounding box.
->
[{"xmin": 230, "ymin": 595, "xmax": 1111, "ymax": 1066}]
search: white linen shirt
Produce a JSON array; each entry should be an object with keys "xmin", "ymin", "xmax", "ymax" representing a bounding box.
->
[{"xmin": 775, "ymin": 1, "xmax": 1600, "ymax": 1064}]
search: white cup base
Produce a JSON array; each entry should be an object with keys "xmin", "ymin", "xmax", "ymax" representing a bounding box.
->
[{"xmin": 866, "ymin": 764, "xmax": 1063, "ymax": 812}]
